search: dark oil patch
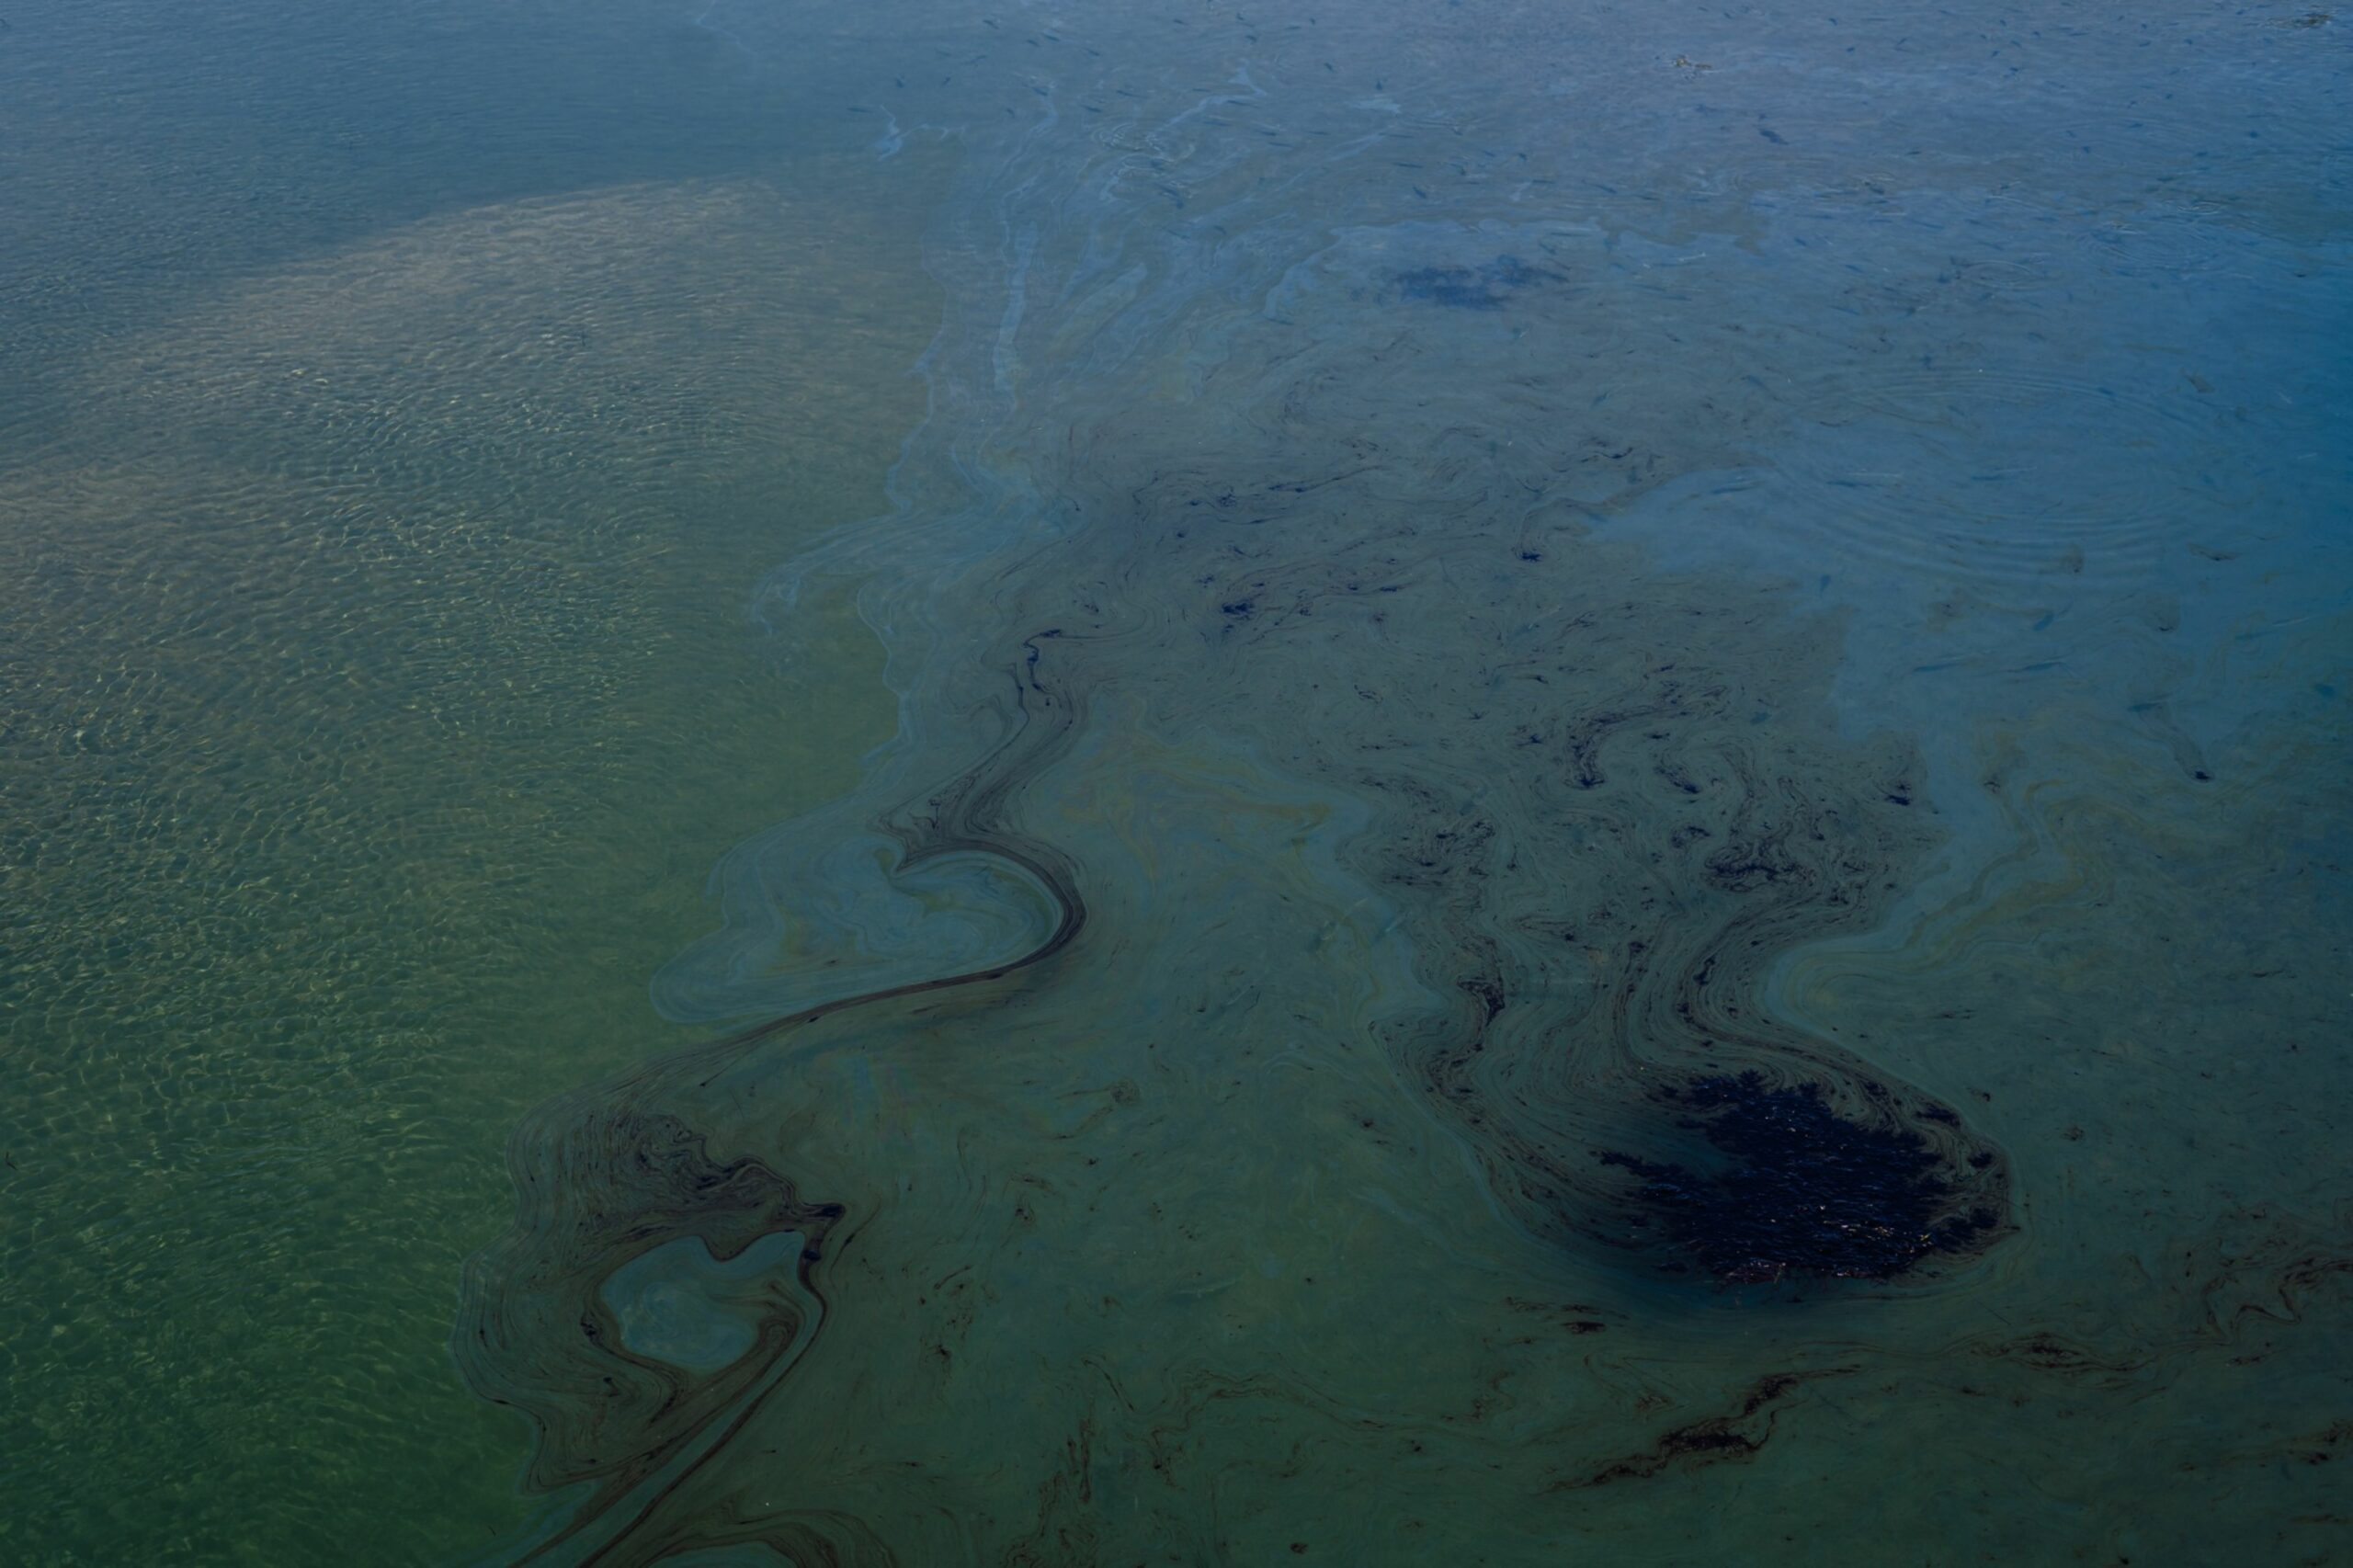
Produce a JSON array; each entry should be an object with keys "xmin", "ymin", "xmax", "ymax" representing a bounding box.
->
[
  {"xmin": 1599, "ymin": 1072, "xmax": 2002, "ymax": 1284},
  {"xmin": 1392, "ymin": 255, "xmax": 1559, "ymax": 310}
]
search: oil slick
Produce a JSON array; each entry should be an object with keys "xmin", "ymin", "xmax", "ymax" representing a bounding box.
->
[{"xmin": 424, "ymin": 0, "xmax": 2345, "ymax": 1562}]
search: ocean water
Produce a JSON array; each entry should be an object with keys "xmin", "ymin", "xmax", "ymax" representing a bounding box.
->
[{"xmin": 2, "ymin": 1, "xmax": 2347, "ymax": 1563}]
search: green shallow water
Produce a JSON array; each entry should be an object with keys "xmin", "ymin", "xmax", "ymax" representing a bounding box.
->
[
  {"xmin": 5, "ymin": 1, "xmax": 2349, "ymax": 1563},
  {"xmin": 0, "ymin": 44, "xmax": 949, "ymax": 1551}
]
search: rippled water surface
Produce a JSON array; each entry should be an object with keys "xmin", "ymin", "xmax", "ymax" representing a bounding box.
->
[{"xmin": 4, "ymin": 2, "xmax": 2347, "ymax": 1563}]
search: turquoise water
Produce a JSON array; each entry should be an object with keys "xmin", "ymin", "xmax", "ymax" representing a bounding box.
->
[{"xmin": 4, "ymin": 1, "xmax": 2347, "ymax": 1563}]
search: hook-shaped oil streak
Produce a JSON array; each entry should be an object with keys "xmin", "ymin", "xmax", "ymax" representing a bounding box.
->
[{"xmin": 456, "ymin": 635, "xmax": 1088, "ymax": 1568}]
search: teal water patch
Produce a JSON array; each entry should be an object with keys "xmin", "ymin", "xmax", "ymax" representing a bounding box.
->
[{"xmin": 602, "ymin": 1233, "xmax": 810, "ymax": 1376}]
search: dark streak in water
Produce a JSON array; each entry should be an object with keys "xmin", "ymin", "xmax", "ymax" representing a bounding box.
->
[
  {"xmin": 1556, "ymin": 1369, "xmax": 1852, "ymax": 1489},
  {"xmin": 453, "ymin": 637, "xmax": 1093, "ymax": 1565}
]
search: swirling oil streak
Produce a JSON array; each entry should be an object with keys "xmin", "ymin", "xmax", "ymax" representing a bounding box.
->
[
  {"xmin": 486, "ymin": 21, "xmax": 1995, "ymax": 1553},
  {"xmin": 457, "ymin": 3, "xmax": 2349, "ymax": 1562},
  {"xmin": 454, "ymin": 642, "xmax": 1086, "ymax": 1567}
]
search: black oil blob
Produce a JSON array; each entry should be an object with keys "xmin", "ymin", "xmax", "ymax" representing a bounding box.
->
[
  {"xmin": 1392, "ymin": 255, "xmax": 1557, "ymax": 310},
  {"xmin": 1600, "ymin": 1073, "xmax": 1998, "ymax": 1284}
]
